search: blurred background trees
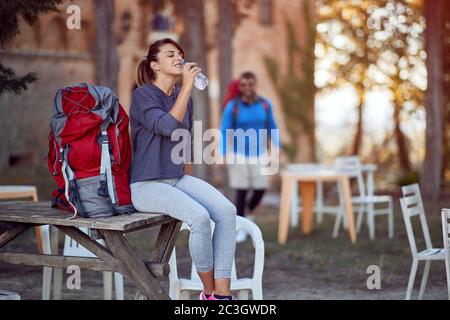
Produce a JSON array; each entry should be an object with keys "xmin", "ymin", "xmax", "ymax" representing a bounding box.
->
[
  {"xmin": 0, "ymin": 0, "xmax": 448, "ymax": 200},
  {"xmin": 265, "ymin": 0, "xmax": 317, "ymax": 162},
  {"xmin": 316, "ymin": 0, "xmax": 425, "ymax": 177},
  {"xmin": 315, "ymin": 0, "xmax": 448, "ymax": 200},
  {"xmin": 421, "ymin": 0, "xmax": 448, "ymax": 201}
]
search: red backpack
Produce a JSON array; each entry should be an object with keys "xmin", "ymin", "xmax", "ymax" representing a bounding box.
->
[
  {"xmin": 222, "ymin": 79, "xmax": 240, "ymax": 108},
  {"xmin": 47, "ymin": 83, "xmax": 135, "ymax": 218}
]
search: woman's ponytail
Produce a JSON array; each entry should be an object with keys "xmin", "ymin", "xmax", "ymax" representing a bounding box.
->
[{"xmin": 136, "ymin": 58, "xmax": 152, "ymax": 87}]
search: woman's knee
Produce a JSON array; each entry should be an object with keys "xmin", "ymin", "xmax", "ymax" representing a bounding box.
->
[
  {"xmin": 213, "ymin": 199, "xmax": 237, "ymax": 226},
  {"xmin": 188, "ymin": 207, "xmax": 212, "ymax": 233},
  {"xmin": 131, "ymin": 191, "xmax": 148, "ymax": 213},
  {"xmin": 225, "ymin": 201, "xmax": 237, "ymax": 219}
]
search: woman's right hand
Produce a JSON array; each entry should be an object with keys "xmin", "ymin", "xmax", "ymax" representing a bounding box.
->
[{"xmin": 182, "ymin": 62, "xmax": 202, "ymax": 90}]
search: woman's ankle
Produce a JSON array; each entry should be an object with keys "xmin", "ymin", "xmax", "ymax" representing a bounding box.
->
[
  {"xmin": 214, "ymin": 289, "xmax": 231, "ymax": 296},
  {"xmin": 203, "ymin": 289, "xmax": 214, "ymax": 296}
]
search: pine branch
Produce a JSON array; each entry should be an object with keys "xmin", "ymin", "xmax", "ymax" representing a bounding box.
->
[
  {"xmin": 0, "ymin": 63, "xmax": 37, "ymax": 95},
  {"xmin": 0, "ymin": 0, "xmax": 63, "ymax": 48}
]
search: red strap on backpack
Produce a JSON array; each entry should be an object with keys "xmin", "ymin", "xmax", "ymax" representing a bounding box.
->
[{"xmin": 222, "ymin": 79, "xmax": 240, "ymax": 108}]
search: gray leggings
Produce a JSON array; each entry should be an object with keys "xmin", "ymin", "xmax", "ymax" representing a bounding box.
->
[{"xmin": 130, "ymin": 175, "xmax": 237, "ymax": 279}]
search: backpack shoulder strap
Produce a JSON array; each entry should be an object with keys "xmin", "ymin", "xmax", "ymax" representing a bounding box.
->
[
  {"xmin": 260, "ymin": 98, "xmax": 268, "ymax": 110},
  {"xmin": 259, "ymin": 97, "xmax": 271, "ymax": 131},
  {"xmin": 98, "ymin": 123, "xmax": 117, "ymax": 207},
  {"xmin": 231, "ymin": 96, "xmax": 240, "ymax": 130}
]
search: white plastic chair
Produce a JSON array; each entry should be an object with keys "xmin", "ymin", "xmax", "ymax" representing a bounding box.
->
[
  {"xmin": 441, "ymin": 208, "xmax": 450, "ymax": 300},
  {"xmin": 44, "ymin": 227, "xmax": 124, "ymax": 300},
  {"xmin": 331, "ymin": 157, "xmax": 394, "ymax": 239},
  {"xmin": 39, "ymin": 225, "xmax": 53, "ymax": 300},
  {"xmin": 168, "ymin": 216, "xmax": 264, "ymax": 300},
  {"xmin": 0, "ymin": 185, "xmax": 52, "ymax": 300},
  {"xmin": 400, "ymin": 183, "xmax": 445, "ymax": 300}
]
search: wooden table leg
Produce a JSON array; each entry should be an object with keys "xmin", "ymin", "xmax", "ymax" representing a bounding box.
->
[
  {"xmin": 150, "ymin": 221, "xmax": 181, "ymax": 263},
  {"xmin": 0, "ymin": 223, "xmax": 31, "ymax": 248},
  {"xmin": 31, "ymin": 192, "xmax": 44, "ymax": 254},
  {"xmin": 340, "ymin": 177, "xmax": 356, "ymax": 243},
  {"xmin": 300, "ymin": 181, "xmax": 316, "ymax": 235},
  {"xmin": 138, "ymin": 221, "xmax": 180, "ymax": 300},
  {"xmin": 278, "ymin": 175, "xmax": 293, "ymax": 244},
  {"xmin": 51, "ymin": 226, "xmax": 63, "ymax": 300},
  {"xmin": 100, "ymin": 230, "xmax": 170, "ymax": 300}
]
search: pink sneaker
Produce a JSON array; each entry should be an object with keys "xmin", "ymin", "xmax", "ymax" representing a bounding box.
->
[
  {"xmin": 199, "ymin": 291, "xmax": 211, "ymax": 300},
  {"xmin": 208, "ymin": 293, "xmax": 236, "ymax": 300}
]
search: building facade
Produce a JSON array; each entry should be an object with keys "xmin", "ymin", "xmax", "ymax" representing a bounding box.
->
[{"xmin": 0, "ymin": 0, "xmax": 310, "ymax": 197}]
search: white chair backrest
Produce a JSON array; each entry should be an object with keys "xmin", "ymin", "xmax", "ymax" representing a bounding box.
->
[
  {"xmin": 441, "ymin": 209, "xmax": 450, "ymax": 252},
  {"xmin": 400, "ymin": 183, "xmax": 433, "ymax": 256},
  {"xmin": 169, "ymin": 216, "xmax": 264, "ymax": 283},
  {"xmin": 63, "ymin": 227, "xmax": 97, "ymax": 258},
  {"xmin": 334, "ymin": 156, "xmax": 366, "ymax": 197}
]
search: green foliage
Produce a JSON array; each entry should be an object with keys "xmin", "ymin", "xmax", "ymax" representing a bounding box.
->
[
  {"xmin": 0, "ymin": 64, "xmax": 37, "ymax": 96},
  {"xmin": 0, "ymin": 0, "xmax": 63, "ymax": 96},
  {"xmin": 396, "ymin": 169, "xmax": 420, "ymax": 187},
  {"xmin": 264, "ymin": 0, "xmax": 316, "ymax": 161}
]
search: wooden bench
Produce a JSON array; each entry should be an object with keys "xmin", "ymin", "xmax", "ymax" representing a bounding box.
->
[{"xmin": 0, "ymin": 201, "xmax": 181, "ymax": 300}]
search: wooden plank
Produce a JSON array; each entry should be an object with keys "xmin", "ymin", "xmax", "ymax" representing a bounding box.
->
[
  {"xmin": 149, "ymin": 221, "xmax": 181, "ymax": 263},
  {"xmin": 0, "ymin": 253, "xmax": 109, "ymax": 272},
  {"xmin": 0, "ymin": 222, "xmax": 32, "ymax": 248},
  {"xmin": 56, "ymin": 226, "xmax": 170, "ymax": 278},
  {"xmin": 56, "ymin": 226, "xmax": 117, "ymax": 262},
  {"xmin": 122, "ymin": 218, "xmax": 174, "ymax": 234},
  {"xmin": 0, "ymin": 201, "xmax": 175, "ymax": 231},
  {"xmin": 0, "ymin": 253, "xmax": 169, "ymax": 277},
  {"xmin": 100, "ymin": 230, "xmax": 169, "ymax": 300}
]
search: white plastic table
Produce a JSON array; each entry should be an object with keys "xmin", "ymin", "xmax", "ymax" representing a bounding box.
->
[
  {"xmin": 278, "ymin": 166, "xmax": 356, "ymax": 244},
  {"xmin": 286, "ymin": 163, "xmax": 377, "ymax": 227}
]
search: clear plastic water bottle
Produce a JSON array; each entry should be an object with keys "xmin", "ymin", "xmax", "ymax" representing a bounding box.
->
[{"xmin": 181, "ymin": 60, "xmax": 209, "ymax": 91}]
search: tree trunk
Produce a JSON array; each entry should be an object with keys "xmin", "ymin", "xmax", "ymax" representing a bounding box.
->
[
  {"xmin": 218, "ymin": 0, "xmax": 234, "ymax": 106},
  {"xmin": 300, "ymin": 0, "xmax": 316, "ymax": 162},
  {"xmin": 393, "ymin": 103, "xmax": 411, "ymax": 173},
  {"xmin": 352, "ymin": 86, "xmax": 365, "ymax": 156},
  {"xmin": 0, "ymin": 95, "xmax": 10, "ymax": 173},
  {"xmin": 217, "ymin": 0, "xmax": 235, "ymax": 193},
  {"xmin": 352, "ymin": 102, "xmax": 363, "ymax": 156},
  {"xmin": 175, "ymin": 0, "xmax": 211, "ymax": 182},
  {"xmin": 421, "ymin": 0, "xmax": 444, "ymax": 201},
  {"xmin": 94, "ymin": 0, "xmax": 119, "ymax": 93},
  {"xmin": 441, "ymin": 1, "xmax": 450, "ymax": 183}
]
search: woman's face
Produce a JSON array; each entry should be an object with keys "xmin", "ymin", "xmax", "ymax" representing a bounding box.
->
[{"xmin": 152, "ymin": 43, "xmax": 184, "ymax": 78}]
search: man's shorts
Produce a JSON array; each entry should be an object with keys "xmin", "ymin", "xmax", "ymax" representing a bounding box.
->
[{"xmin": 227, "ymin": 154, "xmax": 269, "ymax": 190}]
